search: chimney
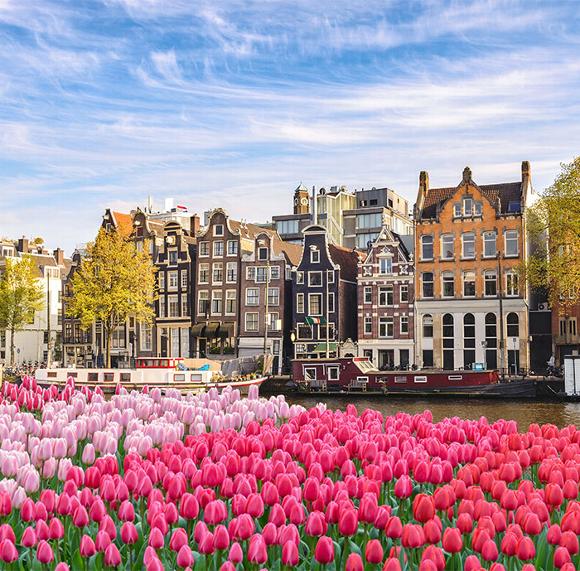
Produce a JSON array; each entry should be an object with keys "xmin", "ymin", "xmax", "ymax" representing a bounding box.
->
[
  {"xmin": 312, "ymin": 185, "xmax": 318, "ymax": 225},
  {"xmin": 462, "ymin": 166, "xmax": 472, "ymax": 184},
  {"xmin": 521, "ymin": 160, "xmax": 531, "ymax": 185},
  {"xmin": 419, "ymin": 171, "xmax": 429, "ymax": 195},
  {"xmin": 17, "ymin": 236, "xmax": 29, "ymax": 254},
  {"xmin": 190, "ymin": 214, "xmax": 200, "ymax": 236},
  {"xmin": 53, "ymin": 248, "xmax": 64, "ymax": 266}
]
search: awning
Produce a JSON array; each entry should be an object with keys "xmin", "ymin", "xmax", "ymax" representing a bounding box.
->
[
  {"xmin": 218, "ymin": 323, "xmax": 235, "ymax": 339},
  {"xmin": 192, "ymin": 323, "xmax": 206, "ymax": 337},
  {"xmin": 205, "ymin": 323, "xmax": 220, "ymax": 338}
]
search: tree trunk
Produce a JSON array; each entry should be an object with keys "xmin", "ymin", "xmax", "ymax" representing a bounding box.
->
[
  {"xmin": 9, "ymin": 323, "xmax": 15, "ymax": 366},
  {"xmin": 105, "ymin": 327, "xmax": 112, "ymax": 369}
]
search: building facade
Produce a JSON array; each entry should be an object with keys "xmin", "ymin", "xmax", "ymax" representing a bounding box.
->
[
  {"xmin": 414, "ymin": 164, "xmax": 531, "ymax": 373},
  {"xmin": 357, "ymin": 227, "xmax": 415, "ymax": 369},
  {"xmin": 552, "ymin": 301, "xmax": 580, "ymax": 366},
  {"xmin": 292, "ymin": 225, "xmax": 360, "ymax": 359},
  {"xmin": 272, "ymin": 184, "xmax": 312, "ymax": 243},
  {"xmin": 239, "ymin": 232, "xmax": 302, "ymax": 372}
]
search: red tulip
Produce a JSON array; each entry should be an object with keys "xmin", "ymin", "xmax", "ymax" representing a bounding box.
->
[
  {"xmin": 149, "ymin": 527, "xmax": 165, "ymax": 549},
  {"xmin": 501, "ymin": 532, "xmax": 518, "ymax": 556},
  {"xmin": 338, "ymin": 509, "xmax": 358, "ymax": 536},
  {"xmin": 49, "ymin": 518, "xmax": 65, "ymax": 540},
  {"xmin": 21, "ymin": 526, "xmax": 37, "ymax": 548},
  {"xmin": 424, "ymin": 520, "xmax": 441, "ymax": 544},
  {"xmin": 421, "ymin": 545, "xmax": 445, "ymax": 571},
  {"xmin": 548, "ymin": 524, "xmax": 562, "ymax": 545},
  {"xmin": 365, "ymin": 539, "xmax": 383, "ymax": 564},
  {"xmin": 385, "ymin": 516, "xmax": 403, "ymax": 539},
  {"xmin": 177, "ymin": 545, "xmax": 194, "ymax": 568},
  {"xmin": 104, "ymin": 543, "xmax": 121, "ymax": 567},
  {"xmin": 305, "ymin": 511, "xmax": 327, "ymax": 537},
  {"xmin": 73, "ymin": 506, "xmax": 89, "ymax": 528},
  {"xmin": 442, "ymin": 527, "xmax": 462, "ymax": 553},
  {"xmin": 314, "ymin": 536, "xmax": 334, "ymax": 564},
  {"xmin": 346, "ymin": 553, "xmax": 364, "ymax": 571},
  {"xmin": 413, "ymin": 494, "xmax": 435, "ymax": 523},
  {"xmin": 463, "ymin": 554, "xmax": 483, "ymax": 571},
  {"xmin": 383, "ymin": 558, "xmax": 402, "ymax": 571},
  {"xmin": 228, "ymin": 542, "xmax": 243, "ymax": 564},
  {"xmin": 481, "ymin": 539, "xmax": 499, "ymax": 562},
  {"xmin": 121, "ymin": 522, "xmax": 138, "ymax": 545},
  {"xmin": 80, "ymin": 535, "xmax": 96, "ymax": 558},
  {"xmin": 0, "ymin": 539, "xmax": 18, "ymax": 563},
  {"xmin": 457, "ymin": 512, "xmax": 473, "ymax": 534},
  {"xmin": 402, "ymin": 524, "xmax": 425, "ymax": 549},
  {"xmin": 560, "ymin": 530, "xmax": 579, "ymax": 555},
  {"xmin": 248, "ymin": 535, "xmax": 267, "ymax": 565},
  {"xmin": 517, "ymin": 536, "xmax": 536, "ymax": 561},
  {"xmin": 36, "ymin": 540, "xmax": 54, "ymax": 564},
  {"xmin": 55, "ymin": 564, "xmax": 70, "ymax": 571},
  {"xmin": 282, "ymin": 541, "xmax": 299, "ymax": 566},
  {"xmin": 394, "ymin": 475, "xmax": 412, "ymax": 498},
  {"xmin": 554, "ymin": 546, "xmax": 572, "ymax": 568},
  {"xmin": 95, "ymin": 530, "xmax": 112, "ymax": 552}
]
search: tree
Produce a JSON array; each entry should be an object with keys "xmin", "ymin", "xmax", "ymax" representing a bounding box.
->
[
  {"xmin": 0, "ymin": 255, "xmax": 45, "ymax": 365},
  {"xmin": 67, "ymin": 228, "xmax": 156, "ymax": 367},
  {"xmin": 525, "ymin": 157, "xmax": 580, "ymax": 312}
]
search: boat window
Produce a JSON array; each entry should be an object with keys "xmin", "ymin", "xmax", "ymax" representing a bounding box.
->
[
  {"xmin": 120, "ymin": 373, "xmax": 132, "ymax": 382},
  {"xmin": 88, "ymin": 372, "xmax": 98, "ymax": 382},
  {"xmin": 304, "ymin": 367, "xmax": 317, "ymax": 381},
  {"xmin": 153, "ymin": 360, "xmax": 159, "ymax": 367},
  {"xmin": 394, "ymin": 376, "xmax": 407, "ymax": 383},
  {"xmin": 174, "ymin": 374, "xmax": 186, "ymax": 382},
  {"xmin": 68, "ymin": 372, "xmax": 78, "ymax": 378},
  {"xmin": 191, "ymin": 373, "xmax": 203, "ymax": 382},
  {"xmin": 103, "ymin": 373, "xmax": 114, "ymax": 382},
  {"xmin": 448, "ymin": 375, "xmax": 463, "ymax": 381},
  {"xmin": 47, "ymin": 371, "xmax": 57, "ymax": 378},
  {"xmin": 414, "ymin": 376, "xmax": 427, "ymax": 383},
  {"xmin": 327, "ymin": 366, "xmax": 339, "ymax": 381}
]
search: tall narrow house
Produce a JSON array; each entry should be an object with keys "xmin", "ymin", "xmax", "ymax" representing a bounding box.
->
[{"xmin": 414, "ymin": 163, "xmax": 531, "ymax": 373}]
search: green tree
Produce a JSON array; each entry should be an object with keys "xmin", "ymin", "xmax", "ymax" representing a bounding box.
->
[
  {"xmin": 67, "ymin": 228, "xmax": 156, "ymax": 368},
  {"xmin": 0, "ymin": 255, "xmax": 45, "ymax": 365},
  {"xmin": 525, "ymin": 157, "xmax": 580, "ymax": 312}
]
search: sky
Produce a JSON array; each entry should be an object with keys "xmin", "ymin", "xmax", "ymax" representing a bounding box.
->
[{"xmin": 0, "ymin": 0, "xmax": 579, "ymax": 254}]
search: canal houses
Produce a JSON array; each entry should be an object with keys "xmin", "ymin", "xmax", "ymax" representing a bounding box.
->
[
  {"xmin": 239, "ymin": 232, "xmax": 302, "ymax": 373},
  {"xmin": 357, "ymin": 227, "xmax": 415, "ymax": 369},
  {"xmin": 414, "ymin": 163, "xmax": 532, "ymax": 373},
  {"xmin": 292, "ymin": 225, "xmax": 360, "ymax": 359}
]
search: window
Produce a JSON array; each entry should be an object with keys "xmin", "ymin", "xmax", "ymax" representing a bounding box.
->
[
  {"xmin": 463, "ymin": 197, "xmax": 473, "ymax": 216},
  {"xmin": 158, "ymin": 272, "xmax": 165, "ymax": 291},
  {"xmin": 560, "ymin": 319, "xmax": 567, "ymax": 336},
  {"xmin": 400, "ymin": 285, "xmax": 409, "ymax": 303},
  {"xmin": 507, "ymin": 313, "xmax": 519, "ymax": 337},
  {"xmin": 296, "ymin": 293, "xmax": 305, "ymax": 314},
  {"xmin": 474, "ymin": 202, "xmax": 482, "ymax": 216},
  {"xmin": 356, "ymin": 233, "xmax": 379, "ymax": 249},
  {"xmin": 309, "ymin": 294, "xmax": 322, "ymax": 316},
  {"xmin": 270, "ymin": 266, "xmax": 280, "ymax": 280},
  {"xmin": 309, "ymin": 272, "xmax": 323, "ymax": 287},
  {"xmin": 379, "ymin": 257, "xmax": 393, "ymax": 274},
  {"xmin": 276, "ymin": 219, "xmax": 299, "ymax": 235},
  {"xmin": 225, "ymin": 290, "xmax": 236, "ymax": 315},
  {"xmin": 422, "ymin": 273, "xmax": 434, "ymax": 298},
  {"xmin": 298, "ymin": 322, "xmax": 313, "ymax": 339},
  {"xmin": 258, "ymin": 247, "xmax": 269, "ymax": 261},
  {"xmin": 364, "ymin": 316, "xmax": 372, "ymax": 335},
  {"xmin": 227, "ymin": 240, "xmax": 238, "ymax": 255},
  {"xmin": 159, "ymin": 297, "xmax": 166, "ymax": 318},
  {"xmin": 423, "ymin": 314, "xmax": 433, "ymax": 338},
  {"xmin": 453, "ymin": 203, "xmax": 462, "ymax": 218},
  {"xmin": 214, "ymin": 224, "xmax": 224, "ymax": 237},
  {"xmin": 167, "ymin": 296, "xmax": 179, "ymax": 318},
  {"xmin": 442, "ymin": 314, "xmax": 455, "ymax": 370},
  {"xmin": 364, "ymin": 287, "xmax": 372, "ymax": 304},
  {"xmin": 199, "ymin": 264, "xmax": 209, "ymax": 284},
  {"xmin": 421, "ymin": 235, "xmax": 434, "ymax": 260},
  {"xmin": 400, "ymin": 316, "xmax": 409, "ymax": 334},
  {"xmin": 328, "ymin": 367, "xmax": 339, "ymax": 381},
  {"xmin": 442, "ymin": 272, "xmax": 455, "ymax": 297},
  {"xmin": 379, "ymin": 317, "xmax": 394, "ymax": 338},
  {"xmin": 327, "ymin": 270, "xmax": 334, "ymax": 283},
  {"xmin": 181, "ymin": 297, "xmax": 188, "ymax": 317},
  {"xmin": 423, "ymin": 350, "xmax": 434, "ymax": 367},
  {"xmin": 226, "ymin": 262, "xmax": 237, "ymax": 283},
  {"xmin": 463, "ymin": 271, "xmax": 476, "ymax": 297},
  {"xmin": 297, "ymin": 271, "xmax": 304, "ymax": 284},
  {"xmin": 485, "ymin": 313, "xmax": 498, "ymax": 369},
  {"xmin": 168, "ymin": 271, "xmax": 178, "ymax": 290},
  {"xmin": 378, "ymin": 285, "xmax": 394, "ymax": 306},
  {"xmin": 356, "ymin": 212, "xmax": 382, "ymax": 229},
  {"xmin": 304, "ymin": 367, "xmax": 316, "ymax": 381},
  {"xmin": 441, "ymin": 235, "xmax": 454, "ymax": 260},
  {"xmin": 212, "ymin": 263, "xmax": 223, "ymax": 284},
  {"xmin": 570, "ymin": 319, "xmax": 578, "ymax": 336},
  {"xmin": 310, "ymin": 249, "xmax": 320, "ymax": 263},
  {"xmin": 199, "ymin": 242, "xmax": 209, "ymax": 256},
  {"xmin": 213, "ymin": 241, "xmax": 224, "ymax": 257},
  {"xmin": 484, "ymin": 271, "xmax": 497, "ymax": 296},
  {"xmin": 506, "ymin": 272, "xmax": 519, "ymax": 296},
  {"xmin": 198, "ymin": 291, "xmax": 209, "ymax": 315},
  {"xmin": 462, "ymin": 233, "xmax": 475, "ymax": 258},
  {"xmin": 328, "ymin": 293, "xmax": 335, "ymax": 313},
  {"xmin": 246, "ymin": 267, "xmax": 256, "ymax": 281},
  {"xmin": 211, "ymin": 291, "xmax": 222, "ymax": 315},
  {"xmin": 181, "ymin": 270, "xmax": 188, "ymax": 289},
  {"xmin": 140, "ymin": 322, "xmax": 152, "ymax": 352},
  {"xmin": 483, "ymin": 232, "xmax": 497, "ymax": 258},
  {"xmin": 256, "ymin": 267, "xmax": 268, "ymax": 283},
  {"xmin": 505, "ymin": 230, "xmax": 518, "ymax": 257},
  {"xmin": 463, "ymin": 313, "xmax": 476, "ymax": 369},
  {"xmin": 169, "ymin": 251, "xmax": 178, "ymax": 265},
  {"xmin": 268, "ymin": 312, "xmax": 279, "ymax": 331},
  {"xmin": 268, "ymin": 288, "xmax": 280, "ymax": 306},
  {"xmin": 246, "ymin": 288, "xmax": 259, "ymax": 306},
  {"xmin": 245, "ymin": 313, "xmax": 258, "ymax": 332}
]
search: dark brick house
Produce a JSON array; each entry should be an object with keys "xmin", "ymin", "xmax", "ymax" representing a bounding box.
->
[
  {"xmin": 292, "ymin": 225, "xmax": 360, "ymax": 359},
  {"xmin": 357, "ymin": 227, "xmax": 415, "ymax": 369}
]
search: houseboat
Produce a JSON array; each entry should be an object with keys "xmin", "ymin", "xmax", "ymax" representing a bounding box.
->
[
  {"xmin": 292, "ymin": 356, "xmax": 538, "ymax": 398},
  {"xmin": 35, "ymin": 357, "xmax": 268, "ymax": 395}
]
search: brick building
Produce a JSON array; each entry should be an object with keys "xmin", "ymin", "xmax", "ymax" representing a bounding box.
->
[
  {"xmin": 414, "ymin": 163, "xmax": 532, "ymax": 373},
  {"xmin": 239, "ymin": 232, "xmax": 302, "ymax": 372},
  {"xmin": 357, "ymin": 227, "xmax": 415, "ymax": 369},
  {"xmin": 292, "ymin": 225, "xmax": 360, "ymax": 359}
]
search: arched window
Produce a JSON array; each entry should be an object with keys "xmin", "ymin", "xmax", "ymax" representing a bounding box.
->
[
  {"xmin": 442, "ymin": 313, "xmax": 454, "ymax": 370},
  {"xmin": 421, "ymin": 235, "xmax": 434, "ymax": 260},
  {"xmin": 463, "ymin": 313, "xmax": 476, "ymax": 369},
  {"xmin": 423, "ymin": 314, "xmax": 433, "ymax": 338},
  {"xmin": 484, "ymin": 313, "xmax": 498, "ymax": 369},
  {"xmin": 507, "ymin": 313, "xmax": 519, "ymax": 337}
]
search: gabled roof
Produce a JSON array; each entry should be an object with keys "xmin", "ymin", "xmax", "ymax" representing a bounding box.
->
[
  {"xmin": 274, "ymin": 240, "xmax": 303, "ymax": 266},
  {"xmin": 111, "ymin": 211, "xmax": 133, "ymax": 237},
  {"xmin": 361, "ymin": 227, "xmax": 413, "ymax": 265},
  {"xmin": 329, "ymin": 244, "xmax": 363, "ymax": 282}
]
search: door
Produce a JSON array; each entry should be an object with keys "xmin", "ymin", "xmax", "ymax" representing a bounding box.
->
[
  {"xmin": 443, "ymin": 350, "xmax": 454, "ymax": 371},
  {"xmin": 399, "ymin": 349, "xmax": 410, "ymax": 369},
  {"xmin": 379, "ymin": 350, "xmax": 394, "ymax": 370}
]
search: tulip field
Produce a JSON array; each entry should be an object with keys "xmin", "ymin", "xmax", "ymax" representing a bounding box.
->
[{"xmin": 0, "ymin": 377, "xmax": 578, "ymax": 571}]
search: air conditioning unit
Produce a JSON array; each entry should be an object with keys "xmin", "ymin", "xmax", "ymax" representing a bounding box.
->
[{"xmin": 538, "ymin": 303, "xmax": 549, "ymax": 311}]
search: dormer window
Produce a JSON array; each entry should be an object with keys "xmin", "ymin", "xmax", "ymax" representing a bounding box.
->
[
  {"xmin": 463, "ymin": 197, "xmax": 473, "ymax": 216},
  {"xmin": 214, "ymin": 224, "xmax": 224, "ymax": 237},
  {"xmin": 258, "ymin": 247, "xmax": 268, "ymax": 261},
  {"xmin": 310, "ymin": 247, "xmax": 320, "ymax": 263},
  {"xmin": 379, "ymin": 257, "xmax": 392, "ymax": 275},
  {"xmin": 453, "ymin": 204, "xmax": 462, "ymax": 218}
]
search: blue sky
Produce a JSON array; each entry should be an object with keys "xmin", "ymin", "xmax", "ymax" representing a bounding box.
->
[{"xmin": 0, "ymin": 0, "xmax": 579, "ymax": 253}]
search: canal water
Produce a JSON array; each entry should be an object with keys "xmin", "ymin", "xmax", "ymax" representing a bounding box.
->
[{"xmin": 285, "ymin": 395, "xmax": 580, "ymax": 428}]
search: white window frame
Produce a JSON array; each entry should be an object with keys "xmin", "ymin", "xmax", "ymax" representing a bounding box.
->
[
  {"xmin": 328, "ymin": 292, "xmax": 335, "ymax": 313},
  {"xmin": 327, "ymin": 366, "xmax": 339, "ymax": 381},
  {"xmin": 483, "ymin": 232, "xmax": 497, "ymax": 258},
  {"xmin": 158, "ymin": 272, "xmax": 165, "ymax": 291},
  {"xmin": 258, "ymin": 247, "xmax": 269, "ymax": 261},
  {"xmin": 181, "ymin": 270, "xmax": 188, "ymax": 289},
  {"xmin": 304, "ymin": 367, "xmax": 317, "ymax": 381},
  {"xmin": 364, "ymin": 316, "xmax": 372, "ymax": 335},
  {"xmin": 364, "ymin": 286, "xmax": 372, "ymax": 304},
  {"xmin": 168, "ymin": 295, "xmax": 179, "ymax": 318},
  {"xmin": 379, "ymin": 257, "xmax": 393, "ymax": 275},
  {"xmin": 400, "ymin": 315, "xmax": 409, "ymax": 334},
  {"xmin": 327, "ymin": 270, "xmax": 335, "ymax": 283},
  {"xmin": 245, "ymin": 312, "xmax": 259, "ymax": 332},
  {"xmin": 197, "ymin": 291, "xmax": 209, "ymax": 315},
  {"xmin": 181, "ymin": 297, "xmax": 188, "ymax": 317},
  {"xmin": 227, "ymin": 240, "xmax": 238, "ymax": 256},
  {"xmin": 246, "ymin": 287, "xmax": 259, "ymax": 306},
  {"xmin": 379, "ymin": 317, "xmax": 394, "ymax": 339},
  {"xmin": 308, "ymin": 271, "xmax": 323, "ymax": 287},
  {"xmin": 212, "ymin": 262, "xmax": 223, "ymax": 285},
  {"xmin": 462, "ymin": 233, "xmax": 475, "ymax": 259},
  {"xmin": 378, "ymin": 285, "xmax": 394, "ymax": 307},
  {"xmin": 505, "ymin": 230, "xmax": 519, "ymax": 257},
  {"xmin": 198, "ymin": 263, "xmax": 209, "ymax": 284},
  {"xmin": 199, "ymin": 242, "xmax": 209, "ymax": 257},
  {"xmin": 267, "ymin": 287, "xmax": 280, "ymax": 306},
  {"xmin": 484, "ymin": 271, "xmax": 497, "ymax": 297},
  {"xmin": 168, "ymin": 271, "xmax": 178, "ymax": 291},
  {"xmin": 400, "ymin": 284, "xmax": 409, "ymax": 303},
  {"xmin": 246, "ymin": 266, "xmax": 256, "ymax": 281},
  {"xmin": 296, "ymin": 293, "xmax": 305, "ymax": 314},
  {"xmin": 463, "ymin": 271, "xmax": 476, "ymax": 297},
  {"xmin": 225, "ymin": 290, "xmax": 236, "ymax": 316},
  {"xmin": 211, "ymin": 291, "xmax": 223, "ymax": 315},
  {"xmin": 310, "ymin": 249, "xmax": 320, "ymax": 263},
  {"xmin": 308, "ymin": 293, "xmax": 323, "ymax": 316},
  {"xmin": 213, "ymin": 241, "xmax": 224, "ymax": 257},
  {"xmin": 442, "ymin": 272, "xmax": 455, "ymax": 298},
  {"xmin": 421, "ymin": 235, "xmax": 434, "ymax": 261},
  {"xmin": 226, "ymin": 262, "xmax": 237, "ymax": 283},
  {"xmin": 506, "ymin": 271, "xmax": 519, "ymax": 296},
  {"xmin": 213, "ymin": 224, "xmax": 224, "ymax": 237},
  {"xmin": 441, "ymin": 234, "xmax": 454, "ymax": 260},
  {"xmin": 296, "ymin": 271, "xmax": 304, "ymax": 285}
]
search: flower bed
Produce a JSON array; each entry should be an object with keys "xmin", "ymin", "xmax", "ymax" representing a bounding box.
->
[{"xmin": 0, "ymin": 378, "xmax": 578, "ymax": 570}]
